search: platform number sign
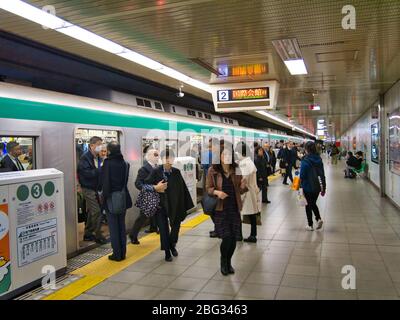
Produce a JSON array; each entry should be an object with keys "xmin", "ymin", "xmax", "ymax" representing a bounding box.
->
[{"xmin": 218, "ymin": 90, "xmax": 229, "ymax": 101}]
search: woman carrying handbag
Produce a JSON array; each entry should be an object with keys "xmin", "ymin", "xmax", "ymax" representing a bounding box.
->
[
  {"xmin": 100, "ymin": 141, "xmax": 132, "ymax": 261},
  {"xmin": 206, "ymin": 142, "xmax": 248, "ymax": 276}
]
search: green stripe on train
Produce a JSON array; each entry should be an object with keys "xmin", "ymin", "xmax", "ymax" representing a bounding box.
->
[{"xmin": 0, "ymin": 96, "xmax": 272, "ymax": 139}]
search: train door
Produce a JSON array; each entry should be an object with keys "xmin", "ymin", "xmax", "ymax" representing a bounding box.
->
[
  {"xmin": 74, "ymin": 128, "xmax": 120, "ymax": 249},
  {"xmin": 0, "ymin": 136, "xmax": 37, "ymax": 171}
]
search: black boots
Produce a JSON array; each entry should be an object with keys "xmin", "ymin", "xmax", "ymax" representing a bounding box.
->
[
  {"xmin": 244, "ymin": 236, "xmax": 257, "ymax": 243},
  {"xmin": 220, "ymin": 257, "xmax": 229, "ymax": 276}
]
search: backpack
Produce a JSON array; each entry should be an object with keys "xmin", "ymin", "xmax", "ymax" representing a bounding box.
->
[{"xmin": 304, "ymin": 159, "xmax": 324, "ymax": 194}]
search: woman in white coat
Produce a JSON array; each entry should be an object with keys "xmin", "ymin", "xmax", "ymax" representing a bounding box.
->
[{"xmin": 236, "ymin": 142, "xmax": 261, "ymax": 243}]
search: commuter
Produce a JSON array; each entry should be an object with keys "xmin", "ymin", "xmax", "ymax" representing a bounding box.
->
[
  {"xmin": 263, "ymin": 143, "xmax": 272, "ymax": 185},
  {"xmin": 145, "ymin": 148, "xmax": 194, "ymax": 262},
  {"xmin": 277, "ymin": 141, "xmax": 286, "ymax": 177},
  {"xmin": 344, "ymin": 151, "xmax": 360, "ymax": 178},
  {"xmin": 207, "ymin": 143, "xmax": 248, "ymax": 275},
  {"xmin": 99, "ymin": 141, "xmax": 132, "ymax": 261},
  {"xmin": 201, "ymin": 138, "xmax": 220, "ymax": 238},
  {"xmin": 300, "ymin": 141, "xmax": 326, "ymax": 231},
  {"xmin": 282, "ymin": 141, "xmax": 297, "ymax": 185},
  {"xmin": 269, "ymin": 146, "xmax": 277, "ymax": 174},
  {"xmin": 98, "ymin": 144, "xmax": 108, "ymax": 167},
  {"xmin": 236, "ymin": 142, "xmax": 260, "ymax": 243},
  {"xmin": 255, "ymin": 146, "xmax": 270, "ymax": 203},
  {"xmin": 77, "ymin": 136, "xmax": 107, "ymax": 244},
  {"xmin": 129, "ymin": 148, "xmax": 164, "ymax": 244},
  {"xmin": 0, "ymin": 141, "xmax": 24, "ymax": 172},
  {"xmin": 330, "ymin": 144, "xmax": 339, "ymax": 165}
]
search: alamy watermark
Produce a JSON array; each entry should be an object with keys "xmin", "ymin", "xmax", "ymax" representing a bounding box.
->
[
  {"xmin": 341, "ymin": 265, "xmax": 356, "ymax": 290},
  {"xmin": 342, "ymin": 5, "xmax": 356, "ymax": 30}
]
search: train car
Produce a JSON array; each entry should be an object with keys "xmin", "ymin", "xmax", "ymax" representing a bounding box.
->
[{"xmin": 0, "ymin": 82, "xmax": 309, "ymax": 257}]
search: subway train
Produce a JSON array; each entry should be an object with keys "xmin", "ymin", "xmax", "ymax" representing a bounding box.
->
[{"xmin": 0, "ymin": 82, "xmax": 309, "ymax": 257}]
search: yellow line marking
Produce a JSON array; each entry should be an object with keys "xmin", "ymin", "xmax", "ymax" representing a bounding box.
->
[
  {"xmin": 43, "ymin": 212, "xmax": 209, "ymax": 300},
  {"xmin": 43, "ymin": 275, "xmax": 106, "ymax": 300}
]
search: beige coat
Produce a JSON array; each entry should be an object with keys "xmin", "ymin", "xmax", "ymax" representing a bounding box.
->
[{"xmin": 238, "ymin": 157, "xmax": 261, "ymax": 215}]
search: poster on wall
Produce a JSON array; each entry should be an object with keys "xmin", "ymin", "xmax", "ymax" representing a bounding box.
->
[
  {"xmin": 0, "ymin": 186, "xmax": 11, "ymax": 296},
  {"xmin": 389, "ymin": 108, "xmax": 400, "ymax": 175},
  {"xmin": 371, "ymin": 122, "xmax": 379, "ymax": 164}
]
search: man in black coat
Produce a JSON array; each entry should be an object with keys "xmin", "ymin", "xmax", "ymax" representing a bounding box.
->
[
  {"xmin": 282, "ymin": 141, "xmax": 298, "ymax": 185},
  {"xmin": 77, "ymin": 136, "xmax": 106, "ymax": 244},
  {"xmin": 145, "ymin": 148, "xmax": 194, "ymax": 262},
  {"xmin": 129, "ymin": 149, "xmax": 166, "ymax": 244},
  {"xmin": 255, "ymin": 146, "xmax": 270, "ymax": 203},
  {"xmin": 0, "ymin": 141, "xmax": 25, "ymax": 172}
]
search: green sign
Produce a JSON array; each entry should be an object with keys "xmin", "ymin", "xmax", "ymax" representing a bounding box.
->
[
  {"xmin": 16, "ymin": 185, "xmax": 29, "ymax": 202},
  {"xmin": 31, "ymin": 183, "xmax": 43, "ymax": 199}
]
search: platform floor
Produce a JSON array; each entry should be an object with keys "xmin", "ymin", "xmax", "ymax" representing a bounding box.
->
[{"xmin": 68, "ymin": 158, "xmax": 400, "ymax": 300}]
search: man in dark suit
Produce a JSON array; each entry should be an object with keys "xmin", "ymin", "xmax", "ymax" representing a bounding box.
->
[
  {"xmin": 77, "ymin": 136, "xmax": 106, "ymax": 244},
  {"xmin": 283, "ymin": 141, "xmax": 298, "ymax": 185},
  {"xmin": 129, "ymin": 148, "xmax": 166, "ymax": 244},
  {"xmin": 145, "ymin": 148, "xmax": 194, "ymax": 261},
  {"xmin": 263, "ymin": 142, "xmax": 272, "ymax": 186},
  {"xmin": 0, "ymin": 141, "xmax": 25, "ymax": 172}
]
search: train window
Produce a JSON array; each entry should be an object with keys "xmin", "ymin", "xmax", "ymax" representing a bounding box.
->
[
  {"xmin": 198, "ymin": 112, "xmax": 203, "ymax": 118},
  {"xmin": 224, "ymin": 118, "xmax": 228, "ymax": 123},
  {"xmin": 144, "ymin": 100, "xmax": 152, "ymax": 108},
  {"xmin": 172, "ymin": 106, "xmax": 176, "ymax": 113},
  {"xmin": 136, "ymin": 98, "xmax": 144, "ymax": 106},
  {"xmin": 0, "ymin": 136, "xmax": 36, "ymax": 171},
  {"xmin": 154, "ymin": 102, "xmax": 163, "ymax": 110},
  {"xmin": 228, "ymin": 119, "xmax": 233, "ymax": 124},
  {"xmin": 187, "ymin": 110, "xmax": 196, "ymax": 116},
  {"xmin": 205, "ymin": 114, "xmax": 212, "ymax": 120}
]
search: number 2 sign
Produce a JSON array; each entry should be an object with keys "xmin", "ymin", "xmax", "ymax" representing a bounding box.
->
[{"xmin": 217, "ymin": 90, "xmax": 229, "ymax": 101}]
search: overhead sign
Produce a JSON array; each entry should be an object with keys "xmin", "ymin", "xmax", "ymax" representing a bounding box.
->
[{"xmin": 211, "ymin": 81, "xmax": 279, "ymax": 113}]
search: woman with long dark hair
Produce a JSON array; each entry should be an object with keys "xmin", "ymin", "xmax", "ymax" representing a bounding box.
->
[
  {"xmin": 206, "ymin": 142, "xmax": 248, "ymax": 275},
  {"xmin": 300, "ymin": 141, "xmax": 326, "ymax": 231}
]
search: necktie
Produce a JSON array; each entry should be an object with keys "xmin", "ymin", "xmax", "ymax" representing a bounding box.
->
[{"xmin": 16, "ymin": 158, "xmax": 24, "ymax": 171}]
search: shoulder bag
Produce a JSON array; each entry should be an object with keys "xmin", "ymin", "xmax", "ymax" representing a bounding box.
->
[
  {"xmin": 107, "ymin": 162, "xmax": 129, "ymax": 215},
  {"xmin": 201, "ymin": 174, "xmax": 218, "ymax": 216}
]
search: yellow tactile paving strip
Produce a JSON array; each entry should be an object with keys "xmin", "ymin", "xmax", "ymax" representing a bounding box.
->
[
  {"xmin": 44, "ymin": 173, "xmax": 282, "ymax": 300},
  {"xmin": 43, "ymin": 213, "xmax": 210, "ymax": 300}
]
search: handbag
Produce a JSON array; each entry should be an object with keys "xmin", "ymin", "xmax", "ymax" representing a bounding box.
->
[
  {"xmin": 135, "ymin": 188, "xmax": 160, "ymax": 217},
  {"xmin": 242, "ymin": 213, "xmax": 262, "ymax": 225},
  {"xmin": 107, "ymin": 162, "xmax": 129, "ymax": 215},
  {"xmin": 297, "ymin": 189, "xmax": 308, "ymax": 207},
  {"xmin": 201, "ymin": 174, "xmax": 218, "ymax": 216}
]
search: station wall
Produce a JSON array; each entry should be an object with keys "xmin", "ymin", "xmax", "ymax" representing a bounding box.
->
[
  {"xmin": 342, "ymin": 80, "xmax": 400, "ymax": 209},
  {"xmin": 341, "ymin": 101, "xmax": 380, "ymax": 189}
]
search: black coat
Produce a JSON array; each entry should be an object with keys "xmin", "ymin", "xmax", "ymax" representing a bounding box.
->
[
  {"xmin": 135, "ymin": 161, "xmax": 154, "ymax": 191},
  {"xmin": 100, "ymin": 153, "xmax": 133, "ymax": 210},
  {"xmin": 145, "ymin": 166, "xmax": 194, "ymax": 224},
  {"xmin": 281, "ymin": 148, "xmax": 298, "ymax": 166},
  {"xmin": 77, "ymin": 151, "xmax": 99, "ymax": 191},
  {"xmin": 255, "ymin": 155, "xmax": 268, "ymax": 186},
  {"xmin": 0, "ymin": 154, "xmax": 23, "ymax": 172}
]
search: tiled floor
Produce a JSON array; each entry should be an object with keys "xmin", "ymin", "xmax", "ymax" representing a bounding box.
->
[{"xmin": 75, "ymin": 158, "xmax": 400, "ymax": 300}]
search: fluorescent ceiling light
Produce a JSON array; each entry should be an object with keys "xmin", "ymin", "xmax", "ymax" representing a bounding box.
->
[
  {"xmin": 256, "ymin": 111, "xmax": 316, "ymax": 138},
  {"xmin": 57, "ymin": 25, "xmax": 125, "ymax": 54},
  {"xmin": 117, "ymin": 50, "xmax": 164, "ymax": 70},
  {"xmin": 284, "ymin": 59, "xmax": 307, "ymax": 75},
  {"xmin": 272, "ymin": 38, "xmax": 308, "ymax": 75},
  {"xmin": 318, "ymin": 119, "xmax": 325, "ymax": 123},
  {"xmin": 0, "ymin": 0, "xmax": 71, "ymax": 29},
  {"xmin": 0, "ymin": 0, "xmax": 211, "ymax": 92},
  {"xmin": 310, "ymin": 105, "xmax": 321, "ymax": 111}
]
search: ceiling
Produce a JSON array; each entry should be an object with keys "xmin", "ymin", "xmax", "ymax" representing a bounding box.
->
[{"xmin": 1, "ymin": 0, "xmax": 399, "ymax": 137}]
